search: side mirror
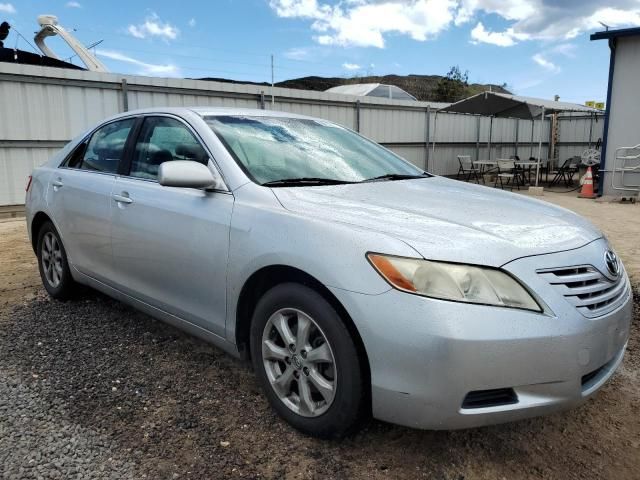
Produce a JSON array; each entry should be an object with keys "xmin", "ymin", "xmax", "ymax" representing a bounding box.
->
[{"xmin": 158, "ymin": 160, "xmax": 218, "ymax": 189}]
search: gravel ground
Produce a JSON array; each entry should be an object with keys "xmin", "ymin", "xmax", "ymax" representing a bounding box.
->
[
  {"xmin": 0, "ymin": 369, "xmax": 137, "ymax": 479},
  {"xmin": 1, "ymin": 198, "xmax": 639, "ymax": 479}
]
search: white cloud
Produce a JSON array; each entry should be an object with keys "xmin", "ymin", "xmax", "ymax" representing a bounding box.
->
[
  {"xmin": 269, "ymin": 0, "xmax": 640, "ymax": 48},
  {"xmin": 513, "ymin": 76, "xmax": 545, "ymax": 92},
  {"xmin": 127, "ymin": 26, "xmax": 145, "ymax": 39},
  {"xmin": 284, "ymin": 47, "xmax": 312, "ymax": 60},
  {"xmin": 0, "ymin": 3, "xmax": 15, "ymax": 13},
  {"xmin": 550, "ymin": 43, "xmax": 577, "ymax": 58},
  {"xmin": 460, "ymin": 0, "xmax": 640, "ymax": 45},
  {"xmin": 96, "ymin": 49, "xmax": 180, "ymax": 76},
  {"xmin": 530, "ymin": 41, "xmax": 577, "ymax": 75},
  {"xmin": 188, "ymin": 18, "xmax": 196, "ymax": 27},
  {"xmin": 470, "ymin": 22, "xmax": 527, "ymax": 46},
  {"xmin": 270, "ymin": 0, "xmax": 457, "ymax": 48},
  {"xmin": 532, "ymin": 53, "xmax": 560, "ymax": 73},
  {"xmin": 455, "ymin": 0, "xmax": 535, "ymax": 26},
  {"xmin": 127, "ymin": 13, "xmax": 179, "ymax": 41},
  {"xmin": 65, "ymin": 1, "xmax": 82, "ymax": 8},
  {"xmin": 342, "ymin": 62, "xmax": 361, "ymax": 70},
  {"xmin": 270, "ymin": 0, "xmax": 328, "ymax": 18}
]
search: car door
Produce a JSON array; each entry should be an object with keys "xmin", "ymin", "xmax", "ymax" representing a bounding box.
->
[
  {"xmin": 110, "ymin": 115, "xmax": 233, "ymax": 337},
  {"xmin": 48, "ymin": 117, "xmax": 137, "ymax": 282}
]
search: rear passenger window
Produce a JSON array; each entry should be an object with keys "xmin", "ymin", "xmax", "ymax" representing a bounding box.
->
[
  {"xmin": 68, "ymin": 118, "xmax": 134, "ymax": 173},
  {"xmin": 129, "ymin": 117, "xmax": 209, "ymax": 180},
  {"xmin": 63, "ymin": 141, "xmax": 88, "ymax": 168}
]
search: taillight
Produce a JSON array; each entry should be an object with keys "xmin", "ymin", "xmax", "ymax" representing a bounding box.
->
[{"xmin": 25, "ymin": 175, "xmax": 33, "ymax": 192}]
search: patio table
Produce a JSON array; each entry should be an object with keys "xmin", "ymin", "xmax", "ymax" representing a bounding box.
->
[
  {"xmin": 473, "ymin": 160, "xmax": 544, "ymax": 185},
  {"xmin": 516, "ymin": 161, "xmax": 538, "ymax": 184},
  {"xmin": 471, "ymin": 161, "xmax": 498, "ymax": 184},
  {"xmin": 521, "ymin": 159, "xmax": 551, "ymax": 184},
  {"xmin": 473, "ymin": 160, "xmax": 497, "ymax": 172},
  {"xmin": 473, "ymin": 160, "xmax": 497, "ymax": 166}
]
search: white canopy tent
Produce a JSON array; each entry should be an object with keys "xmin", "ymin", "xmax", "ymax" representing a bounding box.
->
[
  {"xmin": 325, "ymin": 83, "xmax": 419, "ymax": 101},
  {"xmin": 438, "ymin": 92, "xmax": 601, "ymax": 186}
]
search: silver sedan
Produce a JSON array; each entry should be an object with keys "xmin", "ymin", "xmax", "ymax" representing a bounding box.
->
[{"xmin": 25, "ymin": 107, "xmax": 632, "ymax": 438}]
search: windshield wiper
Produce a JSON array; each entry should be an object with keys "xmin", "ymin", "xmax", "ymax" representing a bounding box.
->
[
  {"xmin": 261, "ymin": 177, "xmax": 357, "ymax": 187},
  {"xmin": 362, "ymin": 173, "xmax": 430, "ymax": 183}
]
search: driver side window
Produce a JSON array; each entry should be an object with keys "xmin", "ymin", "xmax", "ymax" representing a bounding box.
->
[{"xmin": 129, "ymin": 116, "xmax": 209, "ymax": 180}]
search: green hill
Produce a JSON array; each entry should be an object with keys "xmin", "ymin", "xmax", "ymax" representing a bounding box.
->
[{"xmin": 198, "ymin": 74, "xmax": 510, "ymax": 102}]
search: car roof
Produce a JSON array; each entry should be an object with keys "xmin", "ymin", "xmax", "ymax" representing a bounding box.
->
[
  {"xmin": 105, "ymin": 106, "xmax": 317, "ymax": 122},
  {"xmin": 189, "ymin": 107, "xmax": 314, "ymax": 119}
]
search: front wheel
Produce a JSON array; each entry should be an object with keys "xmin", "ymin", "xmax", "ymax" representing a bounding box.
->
[{"xmin": 250, "ymin": 283, "xmax": 366, "ymax": 438}]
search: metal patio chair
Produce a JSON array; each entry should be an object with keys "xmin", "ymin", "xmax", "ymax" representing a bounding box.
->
[
  {"xmin": 533, "ymin": 156, "xmax": 555, "ymax": 183},
  {"xmin": 494, "ymin": 159, "xmax": 520, "ymax": 191},
  {"xmin": 549, "ymin": 156, "xmax": 580, "ymax": 187},
  {"xmin": 510, "ymin": 155, "xmax": 529, "ymax": 184},
  {"xmin": 457, "ymin": 155, "xmax": 480, "ymax": 183}
]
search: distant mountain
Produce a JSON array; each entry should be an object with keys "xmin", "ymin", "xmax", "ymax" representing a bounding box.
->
[{"xmin": 197, "ymin": 74, "xmax": 510, "ymax": 102}]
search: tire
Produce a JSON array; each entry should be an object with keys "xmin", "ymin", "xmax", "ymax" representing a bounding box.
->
[
  {"xmin": 250, "ymin": 283, "xmax": 366, "ymax": 438},
  {"xmin": 36, "ymin": 221, "xmax": 80, "ymax": 300}
]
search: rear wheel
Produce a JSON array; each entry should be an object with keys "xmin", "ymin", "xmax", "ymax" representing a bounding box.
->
[
  {"xmin": 250, "ymin": 283, "xmax": 366, "ymax": 438},
  {"xmin": 36, "ymin": 221, "xmax": 80, "ymax": 300}
]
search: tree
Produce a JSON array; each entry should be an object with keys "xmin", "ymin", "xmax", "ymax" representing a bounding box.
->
[{"xmin": 434, "ymin": 65, "xmax": 470, "ymax": 102}]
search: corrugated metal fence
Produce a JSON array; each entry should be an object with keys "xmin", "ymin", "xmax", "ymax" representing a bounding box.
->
[{"xmin": 0, "ymin": 63, "xmax": 604, "ymax": 206}]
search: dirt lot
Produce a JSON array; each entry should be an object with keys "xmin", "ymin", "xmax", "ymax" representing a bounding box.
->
[{"xmin": 1, "ymin": 194, "xmax": 639, "ymax": 480}]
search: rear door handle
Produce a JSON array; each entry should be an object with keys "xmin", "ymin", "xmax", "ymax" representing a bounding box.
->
[
  {"xmin": 52, "ymin": 179, "xmax": 63, "ymax": 189},
  {"xmin": 112, "ymin": 193, "xmax": 133, "ymax": 204}
]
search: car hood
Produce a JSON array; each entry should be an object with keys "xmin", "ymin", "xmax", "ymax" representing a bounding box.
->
[{"xmin": 271, "ymin": 176, "xmax": 602, "ymax": 266}]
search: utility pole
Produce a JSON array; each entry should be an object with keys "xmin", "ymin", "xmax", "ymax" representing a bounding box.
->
[{"xmin": 271, "ymin": 54, "xmax": 275, "ymax": 106}]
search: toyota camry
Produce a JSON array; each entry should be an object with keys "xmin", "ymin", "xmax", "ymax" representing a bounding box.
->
[{"xmin": 25, "ymin": 107, "xmax": 632, "ymax": 438}]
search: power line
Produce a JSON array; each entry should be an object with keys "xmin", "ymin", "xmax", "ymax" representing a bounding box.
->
[
  {"xmin": 6, "ymin": 28, "xmax": 376, "ymax": 83},
  {"xmin": 10, "ymin": 26, "xmax": 39, "ymax": 53},
  {"xmin": 13, "ymin": 22, "xmax": 371, "ymax": 81},
  {"xmin": 91, "ymin": 44, "xmax": 348, "ymax": 82},
  {"xmin": 73, "ymin": 26, "xmax": 349, "ymax": 70},
  {"xmin": 66, "ymin": 39, "xmax": 103, "ymax": 62},
  {"xmin": 4, "ymin": 19, "xmax": 386, "ymax": 87},
  {"xmin": 93, "ymin": 51, "xmax": 276, "ymax": 80},
  {"xmin": 101, "ymin": 45, "xmax": 335, "ymax": 76}
]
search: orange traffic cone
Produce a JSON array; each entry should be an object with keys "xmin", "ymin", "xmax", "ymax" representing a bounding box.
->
[{"xmin": 579, "ymin": 166, "xmax": 596, "ymax": 199}]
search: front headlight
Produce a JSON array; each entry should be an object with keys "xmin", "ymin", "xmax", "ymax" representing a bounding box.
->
[{"xmin": 367, "ymin": 253, "xmax": 541, "ymax": 312}]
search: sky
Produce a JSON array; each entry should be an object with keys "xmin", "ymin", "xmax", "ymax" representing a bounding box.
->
[{"xmin": 2, "ymin": 1, "xmax": 640, "ymax": 104}]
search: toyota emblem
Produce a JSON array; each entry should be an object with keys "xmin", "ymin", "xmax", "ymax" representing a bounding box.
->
[{"xmin": 604, "ymin": 250, "xmax": 619, "ymax": 277}]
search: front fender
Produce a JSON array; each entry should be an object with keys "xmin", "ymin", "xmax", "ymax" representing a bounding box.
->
[{"xmin": 225, "ymin": 183, "xmax": 420, "ymax": 341}]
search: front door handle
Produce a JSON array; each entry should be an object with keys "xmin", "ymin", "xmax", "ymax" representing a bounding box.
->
[{"xmin": 112, "ymin": 193, "xmax": 133, "ymax": 204}]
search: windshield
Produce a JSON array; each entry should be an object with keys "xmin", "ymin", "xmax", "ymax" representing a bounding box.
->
[{"xmin": 204, "ymin": 115, "xmax": 425, "ymax": 185}]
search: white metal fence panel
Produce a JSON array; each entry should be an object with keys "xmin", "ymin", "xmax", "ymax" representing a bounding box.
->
[
  {"xmin": 361, "ymin": 107, "xmax": 426, "ymax": 143},
  {"xmin": 432, "ymin": 112, "xmax": 477, "ymax": 143},
  {"xmin": 0, "ymin": 63, "xmax": 603, "ymax": 205},
  {"xmin": 429, "ymin": 113, "xmax": 478, "ymax": 175},
  {"xmin": 386, "ymin": 145, "xmax": 425, "ymax": 168},
  {"xmin": 0, "ymin": 146, "xmax": 61, "ymax": 205},
  {"xmin": 490, "ymin": 117, "xmax": 517, "ymax": 143},
  {"xmin": 431, "ymin": 146, "xmax": 475, "ymax": 175}
]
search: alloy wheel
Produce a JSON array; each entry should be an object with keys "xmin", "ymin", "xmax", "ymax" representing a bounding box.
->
[
  {"xmin": 261, "ymin": 308, "xmax": 337, "ymax": 417},
  {"xmin": 41, "ymin": 231, "xmax": 63, "ymax": 288}
]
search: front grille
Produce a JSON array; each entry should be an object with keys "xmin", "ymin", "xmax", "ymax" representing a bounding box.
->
[
  {"xmin": 538, "ymin": 264, "xmax": 628, "ymax": 318},
  {"xmin": 461, "ymin": 388, "xmax": 518, "ymax": 409}
]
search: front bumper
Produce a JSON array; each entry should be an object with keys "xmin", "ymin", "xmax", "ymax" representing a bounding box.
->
[{"xmin": 330, "ymin": 240, "xmax": 633, "ymax": 430}]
